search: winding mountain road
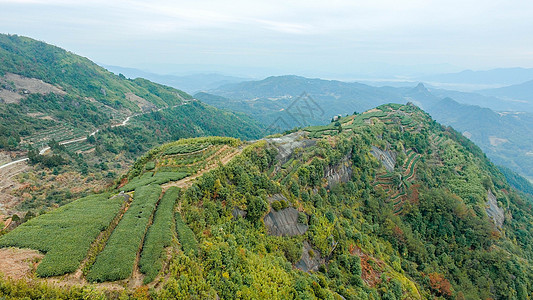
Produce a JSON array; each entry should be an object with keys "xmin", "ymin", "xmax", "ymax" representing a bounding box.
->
[{"xmin": 0, "ymin": 102, "xmax": 189, "ymax": 170}]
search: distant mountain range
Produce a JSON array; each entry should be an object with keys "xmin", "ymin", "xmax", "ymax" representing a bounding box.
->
[
  {"xmin": 479, "ymin": 79, "xmax": 533, "ymax": 102},
  {"xmin": 0, "ymin": 34, "xmax": 264, "ymax": 214},
  {"xmin": 419, "ymin": 67, "xmax": 533, "ymax": 86},
  {"xmin": 103, "ymin": 65, "xmax": 249, "ymax": 94},
  {"xmin": 197, "ymin": 75, "xmax": 533, "ymax": 181},
  {"xmin": 197, "ymin": 75, "xmax": 402, "ymax": 128}
]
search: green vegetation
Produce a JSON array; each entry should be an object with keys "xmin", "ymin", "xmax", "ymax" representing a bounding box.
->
[
  {"xmin": 139, "ymin": 187, "xmax": 180, "ymax": 284},
  {"xmin": 175, "ymin": 212, "xmax": 199, "ymax": 257},
  {"xmin": 0, "ymin": 34, "xmax": 265, "ymax": 214},
  {"xmin": 3, "ymin": 104, "xmax": 533, "ymax": 299},
  {"xmin": 162, "ymin": 143, "xmax": 210, "ymax": 155},
  {"xmin": 0, "ymin": 193, "xmax": 121, "ymax": 277},
  {"xmin": 121, "ymin": 171, "xmax": 189, "ymax": 192},
  {"xmin": 498, "ymin": 165, "xmax": 533, "ymax": 195},
  {"xmin": 0, "ymin": 277, "xmax": 114, "ymax": 299},
  {"xmin": 87, "ymin": 185, "xmax": 162, "ymax": 282}
]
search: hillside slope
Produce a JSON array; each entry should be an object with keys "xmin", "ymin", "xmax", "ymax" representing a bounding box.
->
[
  {"xmin": 1, "ymin": 104, "xmax": 533, "ymax": 299},
  {"xmin": 480, "ymin": 79, "xmax": 533, "ymax": 104},
  {"xmin": 0, "ymin": 34, "xmax": 265, "ymax": 218},
  {"xmin": 197, "ymin": 75, "xmax": 402, "ymax": 128},
  {"xmin": 405, "ymin": 84, "xmax": 533, "ymax": 181},
  {"xmin": 199, "ymin": 76, "xmax": 533, "ymax": 182}
]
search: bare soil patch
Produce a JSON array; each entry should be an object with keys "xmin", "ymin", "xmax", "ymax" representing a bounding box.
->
[
  {"xmin": 0, "ymin": 89, "xmax": 23, "ymax": 104},
  {"xmin": 0, "ymin": 159, "xmax": 28, "ymax": 215},
  {"xmin": 125, "ymin": 92, "xmax": 156, "ymax": 112},
  {"xmin": 3, "ymin": 73, "xmax": 66, "ymax": 95},
  {"xmin": 0, "ymin": 248, "xmax": 43, "ymax": 280}
]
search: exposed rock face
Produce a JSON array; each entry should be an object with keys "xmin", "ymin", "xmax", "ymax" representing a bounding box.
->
[
  {"xmin": 232, "ymin": 207, "xmax": 247, "ymax": 219},
  {"xmin": 267, "ymin": 193, "xmax": 288, "ymax": 204},
  {"xmin": 295, "ymin": 241, "xmax": 324, "ymax": 272},
  {"xmin": 263, "ymin": 207, "xmax": 308, "ymax": 236},
  {"xmin": 486, "ymin": 189, "xmax": 504, "ymax": 228},
  {"xmin": 370, "ymin": 146, "xmax": 396, "ymax": 172},
  {"xmin": 265, "ymin": 131, "xmax": 316, "ymax": 165},
  {"xmin": 325, "ymin": 154, "xmax": 352, "ymax": 188}
]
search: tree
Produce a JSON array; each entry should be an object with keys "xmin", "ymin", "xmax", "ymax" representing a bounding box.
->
[{"xmin": 246, "ymin": 196, "xmax": 267, "ymax": 224}]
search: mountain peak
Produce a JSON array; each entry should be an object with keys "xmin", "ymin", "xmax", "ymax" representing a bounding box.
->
[{"xmin": 414, "ymin": 82, "xmax": 428, "ymax": 91}]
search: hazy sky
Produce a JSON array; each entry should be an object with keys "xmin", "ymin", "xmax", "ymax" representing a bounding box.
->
[{"xmin": 1, "ymin": 0, "xmax": 533, "ymax": 77}]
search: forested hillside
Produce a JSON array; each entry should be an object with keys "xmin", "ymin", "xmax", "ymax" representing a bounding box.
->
[
  {"xmin": 0, "ymin": 34, "xmax": 265, "ymax": 216},
  {"xmin": 1, "ymin": 104, "xmax": 532, "ymax": 299},
  {"xmin": 198, "ymin": 76, "xmax": 533, "ymax": 183}
]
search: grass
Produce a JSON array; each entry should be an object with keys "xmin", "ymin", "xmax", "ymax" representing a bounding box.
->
[
  {"xmin": 122, "ymin": 171, "xmax": 189, "ymax": 192},
  {"xmin": 139, "ymin": 187, "xmax": 180, "ymax": 284},
  {"xmin": 0, "ymin": 193, "xmax": 122, "ymax": 277},
  {"xmin": 175, "ymin": 212, "xmax": 198, "ymax": 257},
  {"xmin": 87, "ymin": 185, "xmax": 162, "ymax": 282}
]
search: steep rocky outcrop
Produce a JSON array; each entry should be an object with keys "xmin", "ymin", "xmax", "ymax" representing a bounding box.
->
[
  {"xmin": 370, "ymin": 146, "xmax": 396, "ymax": 172},
  {"xmin": 232, "ymin": 207, "xmax": 247, "ymax": 219},
  {"xmin": 295, "ymin": 241, "xmax": 324, "ymax": 272},
  {"xmin": 325, "ymin": 154, "xmax": 352, "ymax": 187},
  {"xmin": 486, "ymin": 189, "xmax": 504, "ymax": 228},
  {"xmin": 265, "ymin": 131, "xmax": 316, "ymax": 165},
  {"xmin": 263, "ymin": 207, "xmax": 308, "ymax": 236}
]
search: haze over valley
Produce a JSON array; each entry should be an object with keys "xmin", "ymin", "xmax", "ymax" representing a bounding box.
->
[{"xmin": 1, "ymin": 1, "xmax": 533, "ymax": 299}]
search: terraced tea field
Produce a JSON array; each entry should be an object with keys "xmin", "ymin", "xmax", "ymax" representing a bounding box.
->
[
  {"xmin": 305, "ymin": 104, "xmax": 421, "ymax": 139},
  {"xmin": 0, "ymin": 193, "xmax": 122, "ymax": 277},
  {"xmin": 373, "ymin": 148, "xmax": 421, "ymax": 215},
  {"xmin": 21, "ymin": 124, "xmax": 89, "ymax": 148},
  {"xmin": 121, "ymin": 137, "xmax": 242, "ymax": 191},
  {"xmin": 0, "ymin": 137, "xmax": 243, "ymax": 285}
]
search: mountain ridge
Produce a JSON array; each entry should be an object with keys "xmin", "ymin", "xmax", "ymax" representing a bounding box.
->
[
  {"xmin": 2, "ymin": 103, "xmax": 533, "ymax": 299},
  {"xmin": 0, "ymin": 33, "xmax": 265, "ymax": 217}
]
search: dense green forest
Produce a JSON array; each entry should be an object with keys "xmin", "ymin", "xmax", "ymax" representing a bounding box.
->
[{"xmin": 2, "ymin": 104, "xmax": 533, "ymax": 299}]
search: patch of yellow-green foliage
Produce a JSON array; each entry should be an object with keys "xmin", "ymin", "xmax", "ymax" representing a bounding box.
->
[{"xmin": 122, "ymin": 171, "xmax": 189, "ymax": 192}]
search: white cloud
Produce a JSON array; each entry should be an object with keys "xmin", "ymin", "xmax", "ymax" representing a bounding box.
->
[{"xmin": 1, "ymin": 0, "xmax": 533, "ymax": 73}]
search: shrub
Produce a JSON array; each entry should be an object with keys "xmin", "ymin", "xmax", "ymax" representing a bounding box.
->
[
  {"xmin": 280, "ymin": 200, "xmax": 289, "ymax": 209},
  {"xmin": 139, "ymin": 187, "xmax": 180, "ymax": 284},
  {"xmin": 282, "ymin": 240, "xmax": 303, "ymax": 264},
  {"xmin": 0, "ymin": 193, "xmax": 121, "ymax": 277},
  {"xmin": 87, "ymin": 185, "xmax": 162, "ymax": 282},
  {"xmin": 271, "ymin": 201, "xmax": 282, "ymax": 211},
  {"xmin": 298, "ymin": 212, "xmax": 308, "ymax": 225},
  {"xmin": 175, "ymin": 212, "xmax": 199, "ymax": 256}
]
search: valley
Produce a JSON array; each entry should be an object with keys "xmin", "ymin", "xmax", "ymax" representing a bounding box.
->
[
  {"xmin": 2, "ymin": 104, "xmax": 533, "ymax": 299},
  {"xmin": 197, "ymin": 76, "xmax": 533, "ymax": 183},
  {"xmin": 1, "ymin": 32, "xmax": 533, "ymax": 300},
  {"xmin": 0, "ymin": 34, "xmax": 265, "ymax": 223}
]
